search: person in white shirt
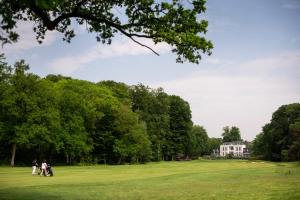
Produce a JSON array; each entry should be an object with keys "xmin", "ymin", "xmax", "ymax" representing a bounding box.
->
[
  {"xmin": 41, "ymin": 160, "xmax": 48, "ymax": 176},
  {"xmin": 32, "ymin": 159, "xmax": 38, "ymax": 175}
]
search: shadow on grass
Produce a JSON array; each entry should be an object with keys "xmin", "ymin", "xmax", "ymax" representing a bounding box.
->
[{"xmin": 0, "ymin": 188, "xmax": 62, "ymax": 200}]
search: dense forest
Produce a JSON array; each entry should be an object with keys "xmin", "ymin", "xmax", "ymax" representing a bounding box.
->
[{"xmin": 0, "ymin": 55, "xmax": 222, "ymax": 166}]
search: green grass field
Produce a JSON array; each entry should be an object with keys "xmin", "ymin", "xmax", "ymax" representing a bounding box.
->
[{"xmin": 0, "ymin": 160, "xmax": 299, "ymax": 200}]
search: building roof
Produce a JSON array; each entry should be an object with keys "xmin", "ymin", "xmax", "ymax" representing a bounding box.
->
[{"xmin": 221, "ymin": 141, "xmax": 245, "ymax": 145}]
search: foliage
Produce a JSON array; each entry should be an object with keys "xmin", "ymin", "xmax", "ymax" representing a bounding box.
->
[
  {"xmin": 289, "ymin": 121, "xmax": 300, "ymax": 161},
  {"xmin": 0, "ymin": 56, "xmax": 205, "ymax": 165},
  {"xmin": 222, "ymin": 126, "xmax": 241, "ymax": 142},
  {"xmin": 187, "ymin": 125, "xmax": 208, "ymax": 158},
  {"xmin": 207, "ymin": 137, "xmax": 223, "ymax": 154},
  {"xmin": 130, "ymin": 85, "xmax": 170, "ymax": 161},
  {"xmin": 252, "ymin": 103, "xmax": 300, "ymax": 161},
  {"xmin": 0, "ymin": 0, "xmax": 213, "ymax": 63},
  {"xmin": 0, "ymin": 59, "xmax": 42, "ymax": 166},
  {"xmin": 165, "ymin": 95, "xmax": 192, "ymax": 160}
]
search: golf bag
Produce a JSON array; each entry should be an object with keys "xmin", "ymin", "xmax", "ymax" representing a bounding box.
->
[{"xmin": 47, "ymin": 164, "xmax": 54, "ymax": 176}]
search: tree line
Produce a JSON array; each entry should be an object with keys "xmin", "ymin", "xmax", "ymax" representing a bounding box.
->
[
  {"xmin": 252, "ymin": 103, "xmax": 300, "ymax": 161},
  {"xmin": 0, "ymin": 55, "xmax": 221, "ymax": 166},
  {"xmin": 2, "ymin": 55, "xmax": 298, "ymax": 165}
]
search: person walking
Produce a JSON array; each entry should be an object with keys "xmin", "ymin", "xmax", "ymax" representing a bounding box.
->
[
  {"xmin": 41, "ymin": 160, "xmax": 48, "ymax": 176},
  {"xmin": 32, "ymin": 159, "xmax": 38, "ymax": 175}
]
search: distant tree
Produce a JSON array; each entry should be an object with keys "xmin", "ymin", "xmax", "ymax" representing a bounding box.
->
[
  {"xmin": 252, "ymin": 103, "xmax": 300, "ymax": 161},
  {"xmin": 207, "ymin": 137, "xmax": 222, "ymax": 154},
  {"xmin": 187, "ymin": 125, "xmax": 208, "ymax": 158},
  {"xmin": 54, "ymin": 80, "xmax": 93, "ymax": 164},
  {"xmin": 113, "ymin": 106, "xmax": 151, "ymax": 163},
  {"xmin": 98, "ymin": 81, "xmax": 131, "ymax": 106},
  {"xmin": 130, "ymin": 84, "xmax": 170, "ymax": 161},
  {"xmin": 45, "ymin": 74, "xmax": 72, "ymax": 82},
  {"xmin": 251, "ymin": 133, "xmax": 265, "ymax": 158},
  {"xmin": 165, "ymin": 95, "xmax": 192, "ymax": 160},
  {"xmin": 222, "ymin": 126, "xmax": 241, "ymax": 143},
  {"xmin": 130, "ymin": 84, "xmax": 153, "ymax": 115},
  {"xmin": 21, "ymin": 78, "xmax": 61, "ymax": 162},
  {"xmin": 0, "ymin": 0, "xmax": 213, "ymax": 63},
  {"xmin": 289, "ymin": 121, "xmax": 300, "ymax": 161},
  {"xmin": 150, "ymin": 88, "xmax": 170, "ymax": 161},
  {"xmin": 0, "ymin": 54, "xmax": 12, "ymax": 163}
]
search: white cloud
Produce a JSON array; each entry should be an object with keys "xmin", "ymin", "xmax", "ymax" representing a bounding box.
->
[
  {"xmin": 151, "ymin": 52, "xmax": 300, "ymax": 141},
  {"xmin": 235, "ymin": 51, "xmax": 300, "ymax": 78},
  {"xmin": 204, "ymin": 57, "xmax": 234, "ymax": 66},
  {"xmin": 49, "ymin": 38, "xmax": 171, "ymax": 75},
  {"xmin": 2, "ymin": 21, "xmax": 58, "ymax": 54}
]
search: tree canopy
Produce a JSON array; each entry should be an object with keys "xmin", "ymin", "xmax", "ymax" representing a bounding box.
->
[
  {"xmin": 0, "ymin": 0, "xmax": 213, "ymax": 63},
  {"xmin": 187, "ymin": 125, "xmax": 208, "ymax": 158},
  {"xmin": 221, "ymin": 126, "xmax": 241, "ymax": 143},
  {"xmin": 0, "ymin": 55, "xmax": 218, "ymax": 166},
  {"xmin": 252, "ymin": 103, "xmax": 300, "ymax": 161}
]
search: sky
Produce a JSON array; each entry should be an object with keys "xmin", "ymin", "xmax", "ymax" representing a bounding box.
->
[{"xmin": 2, "ymin": 0, "xmax": 300, "ymax": 141}]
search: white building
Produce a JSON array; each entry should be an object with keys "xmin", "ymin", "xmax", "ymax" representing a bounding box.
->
[{"xmin": 220, "ymin": 141, "xmax": 247, "ymax": 157}]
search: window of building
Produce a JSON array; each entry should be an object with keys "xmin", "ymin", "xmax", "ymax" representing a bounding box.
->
[{"xmin": 230, "ymin": 146, "xmax": 234, "ymax": 150}]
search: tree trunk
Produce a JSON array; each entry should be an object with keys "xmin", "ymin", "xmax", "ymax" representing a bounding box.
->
[
  {"xmin": 66, "ymin": 153, "xmax": 69, "ymax": 164},
  {"xmin": 10, "ymin": 143, "xmax": 17, "ymax": 167},
  {"xmin": 103, "ymin": 155, "xmax": 106, "ymax": 165},
  {"xmin": 157, "ymin": 145, "xmax": 160, "ymax": 161}
]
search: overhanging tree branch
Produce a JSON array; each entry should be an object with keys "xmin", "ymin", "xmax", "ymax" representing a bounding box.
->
[
  {"xmin": 30, "ymin": 6, "xmax": 160, "ymax": 55},
  {"xmin": 0, "ymin": 0, "xmax": 213, "ymax": 64}
]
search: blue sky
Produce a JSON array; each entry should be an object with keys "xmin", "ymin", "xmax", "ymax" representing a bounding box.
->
[{"xmin": 2, "ymin": 0, "xmax": 300, "ymax": 140}]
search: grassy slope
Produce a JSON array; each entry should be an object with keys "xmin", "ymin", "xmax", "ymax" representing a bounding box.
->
[{"xmin": 0, "ymin": 160, "xmax": 299, "ymax": 200}]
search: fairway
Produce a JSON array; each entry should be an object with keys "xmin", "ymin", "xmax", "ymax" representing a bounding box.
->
[{"xmin": 0, "ymin": 160, "xmax": 299, "ymax": 200}]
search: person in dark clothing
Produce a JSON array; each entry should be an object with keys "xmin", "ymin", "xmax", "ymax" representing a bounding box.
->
[{"xmin": 47, "ymin": 163, "xmax": 54, "ymax": 176}]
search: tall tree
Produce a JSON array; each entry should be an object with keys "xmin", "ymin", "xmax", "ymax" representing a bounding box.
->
[
  {"xmin": 222, "ymin": 126, "xmax": 241, "ymax": 143},
  {"xmin": 20, "ymin": 78, "xmax": 61, "ymax": 162},
  {"xmin": 187, "ymin": 125, "xmax": 208, "ymax": 158},
  {"xmin": 0, "ymin": 54, "xmax": 12, "ymax": 164},
  {"xmin": 289, "ymin": 121, "xmax": 300, "ymax": 161},
  {"xmin": 252, "ymin": 103, "xmax": 300, "ymax": 161},
  {"xmin": 207, "ymin": 137, "xmax": 222, "ymax": 155},
  {"xmin": 113, "ymin": 106, "xmax": 151, "ymax": 163},
  {"xmin": 130, "ymin": 84, "xmax": 170, "ymax": 161},
  {"xmin": 149, "ymin": 88, "xmax": 170, "ymax": 161},
  {"xmin": 165, "ymin": 95, "xmax": 192, "ymax": 160},
  {"xmin": 0, "ymin": 0, "xmax": 213, "ymax": 63},
  {"xmin": 252, "ymin": 132, "xmax": 266, "ymax": 159},
  {"xmin": 98, "ymin": 81, "xmax": 131, "ymax": 108},
  {"xmin": 54, "ymin": 79, "xmax": 96, "ymax": 163},
  {"xmin": 0, "ymin": 59, "xmax": 41, "ymax": 166}
]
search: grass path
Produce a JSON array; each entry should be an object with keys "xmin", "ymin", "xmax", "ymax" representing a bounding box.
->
[{"xmin": 0, "ymin": 160, "xmax": 299, "ymax": 200}]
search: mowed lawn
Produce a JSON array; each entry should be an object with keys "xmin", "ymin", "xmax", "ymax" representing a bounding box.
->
[{"xmin": 0, "ymin": 160, "xmax": 299, "ymax": 200}]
